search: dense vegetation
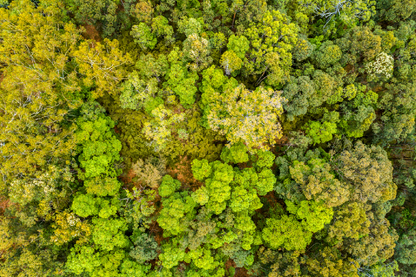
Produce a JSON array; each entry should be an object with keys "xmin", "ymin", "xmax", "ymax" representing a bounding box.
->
[{"xmin": 1, "ymin": 0, "xmax": 416, "ymax": 276}]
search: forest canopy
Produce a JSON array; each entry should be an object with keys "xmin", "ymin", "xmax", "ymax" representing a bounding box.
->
[{"xmin": 0, "ymin": 0, "xmax": 416, "ymax": 276}]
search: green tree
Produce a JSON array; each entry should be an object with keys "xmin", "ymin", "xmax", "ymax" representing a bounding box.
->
[
  {"xmin": 75, "ymin": 102, "xmax": 122, "ymax": 180},
  {"xmin": 131, "ymin": 23, "xmax": 158, "ymax": 50},
  {"xmin": 286, "ymin": 200, "xmax": 334, "ymax": 233},
  {"xmin": 220, "ymin": 143, "xmax": 249, "ymax": 164},
  {"xmin": 191, "ymin": 159, "xmax": 212, "ymax": 181},
  {"xmin": 164, "ymin": 50, "xmax": 199, "ymax": 107},
  {"xmin": 157, "ymin": 191, "xmax": 197, "ymax": 236},
  {"xmin": 262, "ymin": 215, "xmax": 313, "ymax": 251},
  {"xmin": 244, "ymin": 10, "xmax": 298, "ymax": 86},
  {"xmin": 305, "ymin": 120, "xmax": 338, "ymax": 144},
  {"xmin": 159, "ymin": 175, "xmax": 181, "ymax": 197},
  {"xmin": 129, "ymin": 232, "xmax": 160, "ymax": 264}
]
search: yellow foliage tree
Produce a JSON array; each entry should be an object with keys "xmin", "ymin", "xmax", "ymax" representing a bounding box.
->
[
  {"xmin": 73, "ymin": 39, "xmax": 132, "ymax": 98},
  {"xmin": 0, "ymin": 0, "xmax": 82, "ymax": 189},
  {"xmin": 206, "ymin": 84, "xmax": 285, "ymax": 150}
]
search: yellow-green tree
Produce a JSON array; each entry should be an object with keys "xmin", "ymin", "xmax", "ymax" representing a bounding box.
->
[
  {"xmin": 73, "ymin": 38, "xmax": 132, "ymax": 99},
  {"xmin": 206, "ymin": 84, "xmax": 285, "ymax": 150}
]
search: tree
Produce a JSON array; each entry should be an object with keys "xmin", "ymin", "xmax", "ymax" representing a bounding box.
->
[
  {"xmin": 203, "ymin": 161, "xmax": 235, "ymax": 214},
  {"xmin": 131, "ymin": 23, "xmax": 158, "ymax": 50},
  {"xmin": 256, "ymin": 168, "xmax": 276, "ymax": 196},
  {"xmin": 306, "ymin": 247, "xmax": 360, "ymax": 277},
  {"xmin": 164, "ymin": 61, "xmax": 199, "ymax": 107},
  {"xmin": 129, "ymin": 232, "xmax": 160, "ymax": 264},
  {"xmin": 132, "ymin": 156, "xmax": 167, "ymax": 189},
  {"xmin": 191, "ymin": 159, "xmax": 212, "ymax": 181},
  {"xmin": 72, "ymin": 193, "xmax": 100, "ymax": 217},
  {"xmin": 0, "ymin": 1, "xmax": 85, "ymax": 274},
  {"xmin": 336, "ymin": 26, "xmax": 382, "ymax": 66},
  {"xmin": 344, "ymin": 218, "xmax": 398, "ymax": 266},
  {"xmin": 377, "ymin": 0, "xmax": 416, "ymax": 22},
  {"xmin": 64, "ymin": 0, "xmax": 126, "ymax": 37},
  {"xmin": 262, "ymin": 215, "xmax": 313, "ymax": 251},
  {"xmin": 312, "ymin": 41, "xmax": 342, "ymax": 69},
  {"xmin": 220, "ymin": 142, "xmax": 250, "ymax": 164},
  {"xmin": 282, "ymin": 76, "xmax": 316, "ymax": 121},
  {"xmin": 119, "ymin": 54, "xmax": 167, "ymax": 111},
  {"xmin": 157, "ymin": 191, "xmax": 197, "ymax": 236},
  {"xmin": 394, "ymin": 228, "xmax": 416, "ymax": 264},
  {"xmin": 206, "ymin": 84, "xmax": 285, "ymax": 150},
  {"xmin": 159, "ymin": 239, "xmax": 187, "ymax": 269},
  {"xmin": 142, "ymin": 104, "xmax": 185, "ymax": 151},
  {"xmin": 183, "ymin": 34, "xmax": 213, "ymax": 72},
  {"xmin": 305, "ymin": 120, "xmax": 338, "ymax": 144},
  {"xmin": 286, "ymin": 200, "xmax": 334, "ymax": 233},
  {"xmin": 275, "ymin": 150, "xmax": 350, "ymax": 207},
  {"xmin": 326, "ymin": 202, "xmax": 371, "ymax": 246},
  {"xmin": 159, "ymin": 175, "xmax": 181, "ymax": 197},
  {"xmin": 91, "ymin": 217, "xmax": 129, "ymax": 251},
  {"xmin": 152, "ymin": 15, "xmax": 174, "ymax": 44},
  {"xmin": 254, "ymin": 150, "xmax": 276, "ymax": 168},
  {"xmin": 66, "ymin": 245, "xmax": 150, "ymax": 276},
  {"xmin": 131, "ymin": 0, "xmax": 154, "ymax": 24},
  {"xmin": 227, "ymin": 35, "xmax": 250, "ymax": 59},
  {"xmin": 84, "ymin": 176, "xmax": 122, "ymax": 196},
  {"xmin": 230, "ymin": 186, "xmax": 262, "ymax": 213},
  {"xmin": 335, "ymin": 141, "xmax": 397, "ymax": 204},
  {"xmin": 244, "ymin": 10, "xmax": 299, "ymax": 86},
  {"xmin": 220, "ymin": 50, "xmax": 243, "ymax": 76},
  {"xmin": 365, "ymin": 52, "xmax": 394, "ymax": 80},
  {"xmin": 73, "ymin": 39, "xmax": 132, "ymax": 98},
  {"xmin": 75, "ymin": 102, "xmax": 122, "ymax": 180},
  {"xmin": 373, "ymin": 81, "xmax": 416, "ymax": 143},
  {"xmin": 339, "ymin": 89, "xmax": 378, "ymax": 138}
]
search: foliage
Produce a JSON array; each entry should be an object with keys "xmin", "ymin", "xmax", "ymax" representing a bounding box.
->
[
  {"xmin": 2, "ymin": 0, "xmax": 416, "ymax": 275},
  {"xmin": 74, "ymin": 39, "xmax": 132, "ymax": 99},
  {"xmin": 157, "ymin": 191, "xmax": 197, "ymax": 236},
  {"xmin": 244, "ymin": 9, "xmax": 298, "ymax": 86},
  {"xmin": 132, "ymin": 156, "xmax": 166, "ymax": 189},
  {"xmin": 286, "ymin": 200, "xmax": 334, "ymax": 233},
  {"xmin": 191, "ymin": 159, "xmax": 212, "ymax": 181},
  {"xmin": 306, "ymin": 247, "xmax": 360, "ymax": 277},
  {"xmin": 262, "ymin": 215, "xmax": 313, "ymax": 251},
  {"xmin": 75, "ymin": 103, "xmax": 122, "ymax": 180},
  {"xmin": 159, "ymin": 175, "xmax": 181, "ymax": 197},
  {"xmin": 129, "ymin": 232, "xmax": 160, "ymax": 264},
  {"xmin": 305, "ymin": 120, "xmax": 337, "ymax": 144},
  {"xmin": 395, "ymin": 228, "xmax": 416, "ymax": 264},
  {"xmin": 255, "ymin": 150, "xmax": 276, "ymax": 168},
  {"xmin": 64, "ymin": 0, "xmax": 132, "ymax": 37},
  {"xmin": 220, "ymin": 143, "xmax": 249, "ymax": 164},
  {"xmin": 164, "ymin": 52, "xmax": 199, "ymax": 107},
  {"xmin": 205, "ymin": 84, "xmax": 285, "ymax": 150},
  {"xmin": 0, "ymin": 1, "xmax": 84, "ymax": 274},
  {"xmin": 0, "ymin": 0, "xmax": 82, "ymax": 190},
  {"xmin": 142, "ymin": 104, "xmax": 186, "ymax": 150},
  {"xmin": 131, "ymin": 23, "xmax": 158, "ymax": 50}
]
